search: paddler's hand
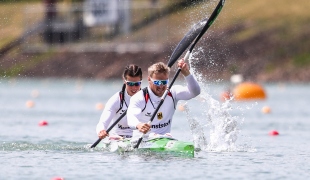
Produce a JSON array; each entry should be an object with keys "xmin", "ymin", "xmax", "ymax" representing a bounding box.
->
[
  {"xmin": 137, "ymin": 123, "xmax": 151, "ymax": 134},
  {"xmin": 98, "ymin": 130, "xmax": 109, "ymax": 139},
  {"xmin": 178, "ymin": 58, "xmax": 190, "ymax": 77}
]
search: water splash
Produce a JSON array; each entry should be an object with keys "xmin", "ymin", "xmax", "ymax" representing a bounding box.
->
[
  {"xmin": 183, "ymin": 103, "xmax": 208, "ymax": 151},
  {"xmin": 184, "ymin": 53, "xmax": 249, "ymax": 152},
  {"xmin": 206, "ymin": 95, "xmax": 239, "ymax": 151}
]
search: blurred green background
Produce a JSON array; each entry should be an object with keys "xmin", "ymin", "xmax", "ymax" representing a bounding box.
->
[{"xmin": 0, "ymin": 0, "xmax": 309, "ymax": 81}]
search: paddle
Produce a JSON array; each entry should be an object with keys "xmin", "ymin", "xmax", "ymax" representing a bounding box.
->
[
  {"xmin": 134, "ymin": 0, "xmax": 226, "ymax": 149},
  {"xmin": 168, "ymin": 0, "xmax": 225, "ymax": 67},
  {"xmin": 90, "ymin": 111, "xmax": 127, "ymax": 148}
]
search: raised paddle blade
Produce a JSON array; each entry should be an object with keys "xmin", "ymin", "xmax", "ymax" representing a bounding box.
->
[
  {"xmin": 168, "ymin": 0, "xmax": 226, "ymax": 67},
  {"xmin": 188, "ymin": 0, "xmax": 226, "ymax": 52},
  {"xmin": 167, "ymin": 18, "xmax": 207, "ymax": 67}
]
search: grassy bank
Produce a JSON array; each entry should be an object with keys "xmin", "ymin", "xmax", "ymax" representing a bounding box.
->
[
  {"xmin": 2, "ymin": 0, "xmax": 309, "ymax": 47},
  {"xmin": 1, "ymin": 0, "xmax": 310, "ymax": 80},
  {"xmin": 220, "ymin": 0, "xmax": 310, "ymax": 66},
  {"xmin": 0, "ymin": 2, "xmax": 28, "ymax": 47}
]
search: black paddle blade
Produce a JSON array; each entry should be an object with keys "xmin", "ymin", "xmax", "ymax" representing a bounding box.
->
[
  {"xmin": 167, "ymin": 18, "xmax": 207, "ymax": 68},
  {"xmin": 188, "ymin": 0, "xmax": 225, "ymax": 52},
  {"xmin": 168, "ymin": 0, "xmax": 226, "ymax": 67}
]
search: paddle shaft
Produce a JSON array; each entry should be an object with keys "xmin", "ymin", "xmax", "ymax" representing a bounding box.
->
[{"xmin": 90, "ymin": 111, "xmax": 127, "ymax": 148}]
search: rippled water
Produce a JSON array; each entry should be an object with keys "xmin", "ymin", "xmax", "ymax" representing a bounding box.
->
[{"xmin": 1, "ymin": 78, "xmax": 310, "ymax": 179}]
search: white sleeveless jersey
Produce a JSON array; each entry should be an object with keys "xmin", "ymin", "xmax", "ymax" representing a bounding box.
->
[
  {"xmin": 139, "ymin": 86, "xmax": 175, "ymax": 134},
  {"xmin": 127, "ymin": 74, "xmax": 201, "ymax": 140},
  {"xmin": 96, "ymin": 89, "xmax": 133, "ymax": 136}
]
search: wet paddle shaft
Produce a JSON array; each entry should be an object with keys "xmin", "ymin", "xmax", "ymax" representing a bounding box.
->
[
  {"xmin": 134, "ymin": 0, "xmax": 226, "ymax": 149},
  {"xmin": 90, "ymin": 112, "xmax": 127, "ymax": 148}
]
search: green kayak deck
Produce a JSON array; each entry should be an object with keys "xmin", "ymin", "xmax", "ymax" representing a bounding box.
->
[{"xmin": 96, "ymin": 137, "xmax": 195, "ymax": 157}]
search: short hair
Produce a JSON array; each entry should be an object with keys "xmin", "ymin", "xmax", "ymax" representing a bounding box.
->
[
  {"xmin": 148, "ymin": 62, "xmax": 170, "ymax": 77},
  {"xmin": 123, "ymin": 64, "xmax": 142, "ymax": 80}
]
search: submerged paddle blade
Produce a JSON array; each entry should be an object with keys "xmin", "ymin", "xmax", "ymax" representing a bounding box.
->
[
  {"xmin": 167, "ymin": 18, "xmax": 208, "ymax": 67},
  {"xmin": 90, "ymin": 138, "xmax": 102, "ymax": 148},
  {"xmin": 134, "ymin": 137, "xmax": 143, "ymax": 149}
]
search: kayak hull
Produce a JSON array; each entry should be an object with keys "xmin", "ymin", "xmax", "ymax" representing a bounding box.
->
[{"xmin": 97, "ymin": 137, "xmax": 195, "ymax": 157}]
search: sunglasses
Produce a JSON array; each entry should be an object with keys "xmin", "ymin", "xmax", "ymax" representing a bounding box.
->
[
  {"xmin": 150, "ymin": 78, "xmax": 169, "ymax": 86},
  {"xmin": 125, "ymin": 80, "xmax": 142, "ymax": 86}
]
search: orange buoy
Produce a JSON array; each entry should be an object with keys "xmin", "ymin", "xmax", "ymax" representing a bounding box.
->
[
  {"xmin": 178, "ymin": 104, "xmax": 185, "ymax": 111},
  {"xmin": 38, "ymin": 120, "xmax": 48, "ymax": 126},
  {"xmin": 95, "ymin": 103, "xmax": 104, "ymax": 110},
  {"xmin": 262, "ymin": 106, "xmax": 271, "ymax": 114},
  {"xmin": 26, "ymin": 100, "xmax": 35, "ymax": 108},
  {"xmin": 269, "ymin": 130, "xmax": 279, "ymax": 136},
  {"xmin": 232, "ymin": 82, "xmax": 266, "ymax": 101}
]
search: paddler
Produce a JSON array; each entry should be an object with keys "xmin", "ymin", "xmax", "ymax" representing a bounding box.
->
[
  {"xmin": 127, "ymin": 59, "xmax": 200, "ymax": 141},
  {"xmin": 96, "ymin": 64, "xmax": 143, "ymax": 140}
]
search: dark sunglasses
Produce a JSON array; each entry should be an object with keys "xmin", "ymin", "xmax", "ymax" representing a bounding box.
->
[
  {"xmin": 150, "ymin": 78, "xmax": 169, "ymax": 86},
  {"xmin": 125, "ymin": 80, "xmax": 142, "ymax": 86}
]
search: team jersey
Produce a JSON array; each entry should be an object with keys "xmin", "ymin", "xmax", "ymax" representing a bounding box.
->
[
  {"xmin": 127, "ymin": 74, "xmax": 201, "ymax": 140},
  {"xmin": 96, "ymin": 89, "xmax": 132, "ymax": 137}
]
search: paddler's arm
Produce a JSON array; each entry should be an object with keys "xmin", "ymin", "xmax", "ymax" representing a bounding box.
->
[
  {"xmin": 96, "ymin": 110, "xmax": 113, "ymax": 139},
  {"xmin": 96, "ymin": 92, "xmax": 120, "ymax": 139},
  {"xmin": 172, "ymin": 59, "xmax": 201, "ymax": 100},
  {"xmin": 97, "ymin": 110, "xmax": 113, "ymax": 139},
  {"xmin": 127, "ymin": 90, "xmax": 150, "ymax": 134}
]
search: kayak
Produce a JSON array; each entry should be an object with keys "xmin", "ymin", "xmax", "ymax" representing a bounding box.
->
[{"xmin": 95, "ymin": 137, "xmax": 195, "ymax": 157}]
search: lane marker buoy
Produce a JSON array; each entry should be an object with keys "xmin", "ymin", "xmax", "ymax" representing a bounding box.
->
[
  {"xmin": 262, "ymin": 106, "xmax": 271, "ymax": 114},
  {"xmin": 38, "ymin": 120, "xmax": 48, "ymax": 126},
  {"xmin": 51, "ymin": 177, "xmax": 64, "ymax": 180},
  {"xmin": 269, "ymin": 130, "xmax": 279, "ymax": 136},
  {"xmin": 233, "ymin": 82, "xmax": 266, "ymax": 101},
  {"xmin": 26, "ymin": 100, "xmax": 35, "ymax": 108},
  {"xmin": 178, "ymin": 104, "xmax": 185, "ymax": 111},
  {"xmin": 95, "ymin": 103, "xmax": 104, "ymax": 110}
]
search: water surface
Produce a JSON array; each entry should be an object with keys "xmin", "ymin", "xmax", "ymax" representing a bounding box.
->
[{"xmin": 1, "ymin": 78, "xmax": 309, "ymax": 179}]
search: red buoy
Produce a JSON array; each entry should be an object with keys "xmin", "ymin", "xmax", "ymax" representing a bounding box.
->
[
  {"xmin": 269, "ymin": 130, "xmax": 279, "ymax": 136},
  {"xmin": 38, "ymin": 120, "xmax": 48, "ymax": 126},
  {"xmin": 51, "ymin": 177, "xmax": 64, "ymax": 180}
]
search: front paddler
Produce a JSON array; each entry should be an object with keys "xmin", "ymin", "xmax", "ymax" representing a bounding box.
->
[{"xmin": 127, "ymin": 59, "xmax": 201, "ymax": 141}]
